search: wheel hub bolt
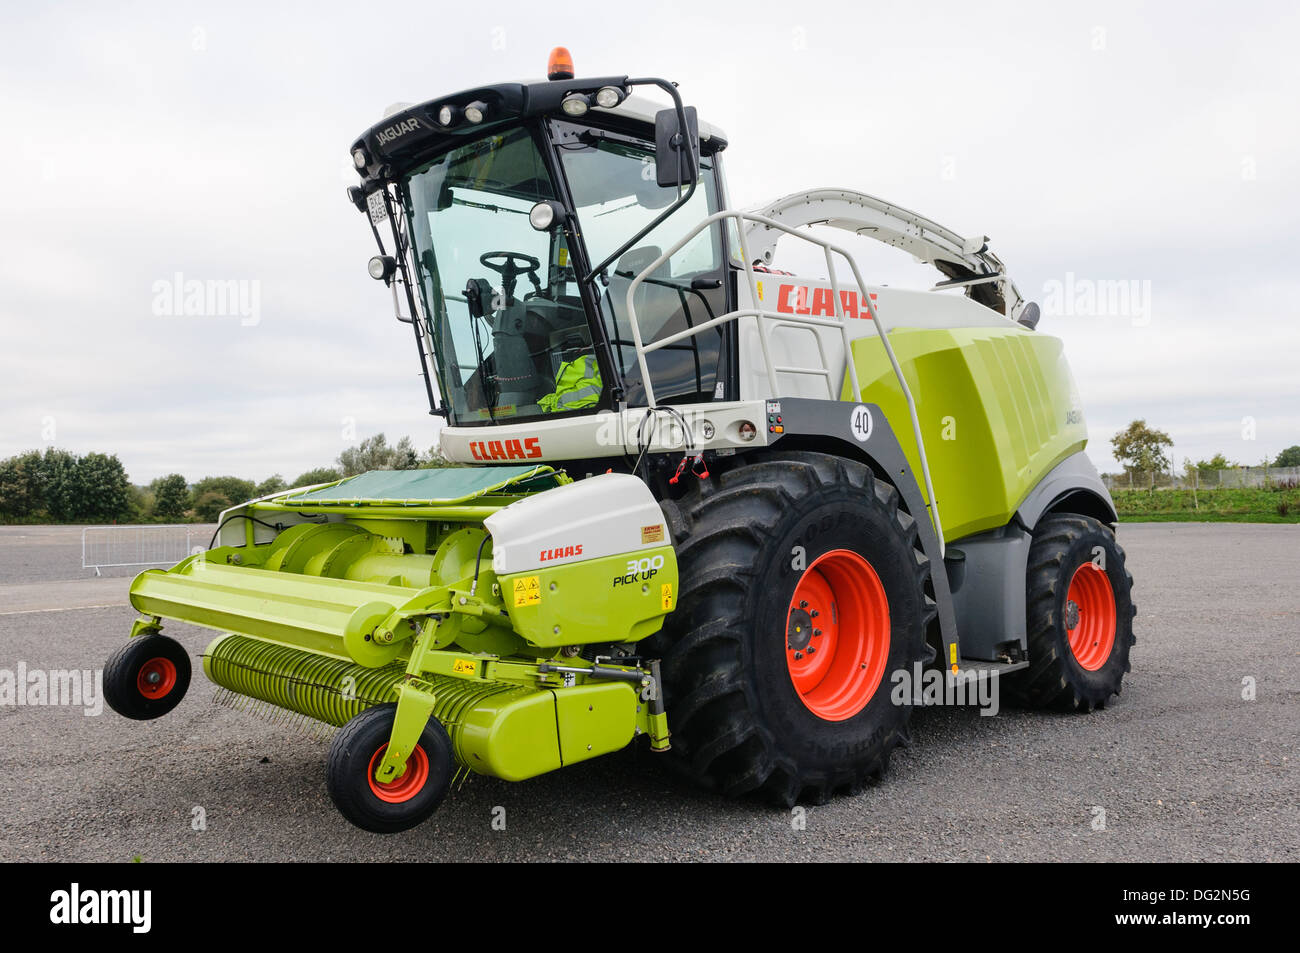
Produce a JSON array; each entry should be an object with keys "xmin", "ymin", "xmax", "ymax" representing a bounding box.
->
[
  {"xmin": 146, "ymin": 671, "xmax": 160, "ymax": 684},
  {"xmin": 799, "ymin": 600, "xmax": 808, "ymax": 609},
  {"xmin": 806, "ymin": 646, "xmax": 816, "ymax": 655},
  {"xmin": 794, "ymin": 651, "xmax": 803, "ymax": 660},
  {"xmin": 813, "ymin": 629, "xmax": 822, "ymax": 637}
]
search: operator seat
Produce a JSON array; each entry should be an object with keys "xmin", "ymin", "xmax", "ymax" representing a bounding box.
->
[
  {"xmin": 603, "ymin": 245, "xmax": 723, "ymax": 404},
  {"xmin": 613, "ymin": 246, "xmax": 681, "ymax": 343}
]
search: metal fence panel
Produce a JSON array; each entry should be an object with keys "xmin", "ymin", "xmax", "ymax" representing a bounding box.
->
[
  {"xmin": 1102, "ymin": 466, "xmax": 1300, "ymax": 491},
  {"xmin": 82, "ymin": 525, "xmax": 206, "ymax": 575}
]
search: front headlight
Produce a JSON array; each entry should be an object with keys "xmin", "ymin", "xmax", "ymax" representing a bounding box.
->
[{"xmin": 561, "ymin": 94, "xmax": 589, "ymax": 117}]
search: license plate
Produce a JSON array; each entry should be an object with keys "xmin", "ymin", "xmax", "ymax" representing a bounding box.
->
[{"xmin": 366, "ymin": 190, "xmax": 388, "ymax": 226}]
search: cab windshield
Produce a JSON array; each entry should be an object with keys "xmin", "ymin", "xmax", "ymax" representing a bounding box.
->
[{"xmin": 403, "ymin": 127, "xmax": 598, "ymax": 424}]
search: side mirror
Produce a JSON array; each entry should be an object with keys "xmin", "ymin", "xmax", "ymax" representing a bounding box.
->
[{"xmin": 654, "ymin": 106, "xmax": 699, "ymax": 188}]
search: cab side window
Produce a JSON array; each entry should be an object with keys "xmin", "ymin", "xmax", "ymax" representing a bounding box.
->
[{"xmin": 554, "ymin": 122, "xmax": 728, "ymax": 406}]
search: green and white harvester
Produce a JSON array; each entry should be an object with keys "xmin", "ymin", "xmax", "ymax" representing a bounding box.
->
[{"xmin": 105, "ymin": 49, "xmax": 1135, "ymax": 832}]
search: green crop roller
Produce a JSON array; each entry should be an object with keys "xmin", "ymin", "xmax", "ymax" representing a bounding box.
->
[{"xmin": 105, "ymin": 48, "xmax": 1135, "ymax": 831}]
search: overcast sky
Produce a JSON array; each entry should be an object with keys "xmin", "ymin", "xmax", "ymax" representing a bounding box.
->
[{"xmin": 2, "ymin": 0, "xmax": 1297, "ymax": 483}]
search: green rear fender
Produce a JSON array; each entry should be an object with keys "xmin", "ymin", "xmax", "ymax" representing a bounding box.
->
[{"xmin": 848, "ymin": 326, "xmax": 1089, "ymax": 541}]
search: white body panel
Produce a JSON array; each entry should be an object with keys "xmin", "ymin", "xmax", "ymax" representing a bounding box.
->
[
  {"xmin": 736, "ymin": 278, "xmax": 1019, "ymax": 401},
  {"xmin": 484, "ymin": 473, "xmax": 672, "ymax": 574},
  {"xmin": 439, "ymin": 401, "xmax": 772, "ymax": 464}
]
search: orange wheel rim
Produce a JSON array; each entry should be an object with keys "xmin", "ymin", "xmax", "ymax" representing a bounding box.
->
[
  {"xmin": 786, "ymin": 549, "xmax": 890, "ymax": 721},
  {"xmin": 367, "ymin": 744, "xmax": 430, "ymax": 803},
  {"xmin": 136, "ymin": 658, "xmax": 177, "ymax": 699},
  {"xmin": 1065, "ymin": 562, "xmax": 1117, "ymax": 671}
]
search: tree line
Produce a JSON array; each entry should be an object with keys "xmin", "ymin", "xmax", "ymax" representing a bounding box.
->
[
  {"xmin": 6, "ymin": 422, "xmax": 1295, "ymax": 524},
  {"xmin": 1109, "ymin": 419, "xmax": 1300, "ymax": 477},
  {"xmin": 0, "ymin": 434, "xmax": 452, "ymax": 525}
]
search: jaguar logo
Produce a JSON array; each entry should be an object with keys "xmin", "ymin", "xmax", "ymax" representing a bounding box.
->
[{"xmin": 376, "ymin": 118, "xmax": 425, "ymax": 146}]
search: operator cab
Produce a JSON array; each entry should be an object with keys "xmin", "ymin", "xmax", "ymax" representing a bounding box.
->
[{"xmin": 349, "ymin": 50, "xmax": 731, "ymax": 428}]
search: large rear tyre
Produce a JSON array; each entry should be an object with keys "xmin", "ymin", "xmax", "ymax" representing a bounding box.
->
[
  {"xmin": 1007, "ymin": 514, "xmax": 1136, "ymax": 711},
  {"xmin": 652, "ymin": 453, "xmax": 934, "ymax": 805},
  {"xmin": 104, "ymin": 633, "xmax": 191, "ymax": 720},
  {"xmin": 326, "ymin": 704, "xmax": 453, "ymax": 833}
]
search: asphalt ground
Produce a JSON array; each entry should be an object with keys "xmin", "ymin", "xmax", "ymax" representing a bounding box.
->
[{"xmin": 0, "ymin": 522, "xmax": 1295, "ymax": 862}]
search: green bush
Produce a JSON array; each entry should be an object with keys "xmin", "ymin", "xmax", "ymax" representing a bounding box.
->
[
  {"xmin": 291, "ymin": 467, "xmax": 342, "ymax": 488},
  {"xmin": 0, "ymin": 448, "xmax": 132, "ymax": 523},
  {"xmin": 189, "ymin": 476, "xmax": 255, "ymax": 514},
  {"xmin": 151, "ymin": 474, "xmax": 190, "ymax": 521},
  {"xmin": 192, "ymin": 490, "xmax": 234, "ymax": 523},
  {"xmin": 255, "ymin": 474, "xmax": 288, "ymax": 497}
]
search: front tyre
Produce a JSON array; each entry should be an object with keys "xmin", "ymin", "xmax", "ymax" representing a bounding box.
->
[
  {"xmin": 653, "ymin": 453, "xmax": 934, "ymax": 805},
  {"xmin": 326, "ymin": 703, "xmax": 453, "ymax": 833},
  {"xmin": 104, "ymin": 633, "xmax": 191, "ymax": 720},
  {"xmin": 1009, "ymin": 514, "xmax": 1136, "ymax": 711}
]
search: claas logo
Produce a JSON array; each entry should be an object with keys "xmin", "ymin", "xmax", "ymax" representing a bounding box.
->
[
  {"xmin": 776, "ymin": 284, "xmax": 878, "ymax": 319},
  {"xmin": 469, "ymin": 437, "xmax": 542, "ymax": 461},
  {"xmin": 539, "ymin": 544, "xmax": 583, "ymax": 562}
]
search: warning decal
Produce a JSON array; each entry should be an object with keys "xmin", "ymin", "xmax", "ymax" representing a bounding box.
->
[{"xmin": 513, "ymin": 575, "xmax": 542, "ymax": 607}]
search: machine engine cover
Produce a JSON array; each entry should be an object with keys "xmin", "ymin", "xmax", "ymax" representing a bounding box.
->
[
  {"xmin": 485, "ymin": 473, "xmax": 671, "ymax": 574},
  {"xmin": 484, "ymin": 473, "xmax": 678, "ymax": 646}
]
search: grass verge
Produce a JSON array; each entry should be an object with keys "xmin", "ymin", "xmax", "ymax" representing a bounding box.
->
[{"xmin": 1111, "ymin": 487, "xmax": 1300, "ymax": 523}]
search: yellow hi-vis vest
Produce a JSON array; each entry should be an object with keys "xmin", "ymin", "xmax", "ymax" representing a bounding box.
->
[{"xmin": 538, "ymin": 355, "xmax": 602, "ymax": 412}]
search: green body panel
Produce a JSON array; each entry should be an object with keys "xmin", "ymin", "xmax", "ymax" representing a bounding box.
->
[
  {"xmin": 553, "ymin": 682, "xmax": 640, "ymax": 764},
  {"xmin": 499, "ymin": 546, "xmax": 678, "ymax": 647},
  {"xmin": 847, "ymin": 326, "xmax": 1088, "ymax": 541},
  {"xmin": 455, "ymin": 685, "xmax": 563, "ymax": 780},
  {"xmin": 456, "ymin": 680, "xmax": 637, "ymax": 779}
]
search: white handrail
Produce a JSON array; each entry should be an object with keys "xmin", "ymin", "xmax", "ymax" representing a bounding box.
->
[{"xmin": 623, "ymin": 208, "xmax": 945, "ymax": 552}]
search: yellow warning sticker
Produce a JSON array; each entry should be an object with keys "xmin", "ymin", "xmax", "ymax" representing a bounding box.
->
[
  {"xmin": 558, "ymin": 247, "xmax": 569, "ymax": 267},
  {"xmin": 661, "ymin": 583, "xmax": 674, "ymax": 611},
  {"xmin": 756, "ymin": 280, "xmax": 764, "ymax": 301},
  {"xmin": 513, "ymin": 575, "xmax": 542, "ymax": 607},
  {"xmin": 641, "ymin": 524, "xmax": 664, "ymax": 544},
  {"xmin": 452, "ymin": 659, "xmax": 476, "ymax": 675},
  {"xmin": 949, "ymin": 642, "xmax": 958, "ymax": 664}
]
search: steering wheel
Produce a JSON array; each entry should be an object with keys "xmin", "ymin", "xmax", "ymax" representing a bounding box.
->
[
  {"xmin": 480, "ymin": 251, "xmax": 541, "ymax": 275},
  {"xmin": 479, "ymin": 251, "xmax": 542, "ymax": 301}
]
